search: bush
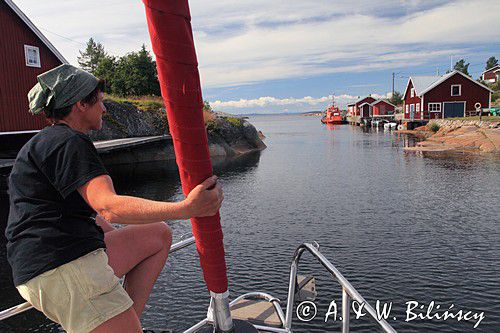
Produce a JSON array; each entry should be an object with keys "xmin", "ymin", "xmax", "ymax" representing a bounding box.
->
[
  {"xmin": 205, "ymin": 117, "xmax": 244, "ymax": 135},
  {"xmin": 206, "ymin": 119, "xmax": 216, "ymax": 131},
  {"xmin": 225, "ymin": 117, "xmax": 244, "ymax": 127},
  {"xmin": 490, "ymin": 80, "xmax": 500, "ymax": 92},
  {"xmin": 492, "ymin": 91, "xmax": 500, "ymax": 106},
  {"xmin": 428, "ymin": 122, "xmax": 440, "ymax": 133}
]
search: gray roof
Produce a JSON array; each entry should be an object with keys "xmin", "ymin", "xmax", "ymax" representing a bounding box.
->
[
  {"xmin": 403, "ymin": 70, "xmax": 493, "ymax": 99},
  {"xmin": 410, "ymin": 75, "xmax": 441, "ymax": 95},
  {"xmin": 370, "ymin": 99, "xmax": 395, "ymax": 107},
  {"xmin": 355, "ymin": 96, "xmax": 374, "ymax": 104},
  {"xmin": 420, "ymin": 70, "xmax": 493, "ymax": 95},
  {"xmin": 481, "ymin": 65, "xmax": 500, "ymax": 74}
]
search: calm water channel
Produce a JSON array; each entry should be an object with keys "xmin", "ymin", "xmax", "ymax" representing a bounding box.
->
[{"xmin": 1, "ymin": 115, "xmax": 499, "ymax": 332}]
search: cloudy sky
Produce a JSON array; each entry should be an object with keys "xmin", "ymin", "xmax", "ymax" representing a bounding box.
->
[{"xmin": 12, "ymin": 0, "xmax": 500, "ymax": 114}]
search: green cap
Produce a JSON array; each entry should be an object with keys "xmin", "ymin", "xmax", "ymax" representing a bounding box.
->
[{"xmin": 28, "ymin": 64, "xmax": 99, "ymax": 115}]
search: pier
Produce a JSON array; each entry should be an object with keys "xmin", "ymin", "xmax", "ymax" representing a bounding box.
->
[
  {"xmin": 347, "ymin": 115, "xmax": 396, "ymax": 126},
  {"xmin": 0, "ymin": 135, "xmax": 173, "ymax": 173}
]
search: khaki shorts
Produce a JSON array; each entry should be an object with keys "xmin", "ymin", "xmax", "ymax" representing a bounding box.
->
[{"xmin": 17, "ymin": 249, "xmax": 133, "ymax": 333}]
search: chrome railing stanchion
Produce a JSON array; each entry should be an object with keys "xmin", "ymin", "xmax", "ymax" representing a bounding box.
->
[
  {"xmin": 287, "ymin": 243, "xmax": 397, "ymax": 333},
  {"xmin": 342, "ymin": 288, "xmax": 350, "ymax": 333}
]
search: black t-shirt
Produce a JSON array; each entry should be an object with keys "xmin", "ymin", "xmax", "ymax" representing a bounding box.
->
[{"xmin": 5, "ymin": 123, "xmax": 108, "ymax": 286}]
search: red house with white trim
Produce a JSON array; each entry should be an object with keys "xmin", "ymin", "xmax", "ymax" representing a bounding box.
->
[
  {"xmin": 371, "ymin": 99, "xmax": 395, "ymax": 116},
  {"xmin": 347, "ymin": 96, "xmax": 376, "ymax": 118},
  {"xmin": 0, "ymin": 0, "xmax": 67, "ymax": 134},
  {"xmin": 481, "ymin": 65, "xmax": 500, "ymax": 83},
  {"xmin": 402, "ymin": 70, "xmax": 492, "ymax": 120}
]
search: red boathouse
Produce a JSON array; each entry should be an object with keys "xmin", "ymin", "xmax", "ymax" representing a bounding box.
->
[
  {"xmin": 402, "ymin": 70, "xmax": 492, "ymax": 120},
  {"xmin": 347, "ymin": 96, "xmax": 377, "ymax": 118},
  {"xmin": 371, "ymin": 99, "xmax": 395, "ymax": 116},
  {"xmin": 0, "ymin": 0, "xmax": 67, "ymax": 134}
]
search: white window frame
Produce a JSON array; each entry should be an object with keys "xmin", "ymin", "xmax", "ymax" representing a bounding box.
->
[
  {"xmin": 24, "ymin": 45, "xmax": 41, "ymax": 68},
  {"xmin": 405, "ymin": 104, "xmax": 409, "ymax": 114},
  {"xmin": 451, "ymin": 84, "xmax": 461, "ymax": 96},
  {"xmin": 416, "ymin": 103, "xmax": 420, "ymax": 113},
  {"xmin": 410, "ymin": 88, "xmax": 415, "ymax": 98},
  {"xmin": 428, "ymin": 103, "xmax": 441, "ymax": 112}
]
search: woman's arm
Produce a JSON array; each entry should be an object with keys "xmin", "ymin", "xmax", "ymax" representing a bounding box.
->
[{"xmin": 78, "ymin": 174, "xmax": 223, "ymax": 225}]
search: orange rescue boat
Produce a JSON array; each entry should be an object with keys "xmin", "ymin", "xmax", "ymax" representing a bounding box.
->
[{"xmin": 321, "ymin": 96, "xmax": 343, "ymax": 124}]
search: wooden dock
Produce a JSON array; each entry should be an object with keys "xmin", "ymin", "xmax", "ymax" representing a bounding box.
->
[
  {"xmin": 0, "ymin": 135, "xmax": 172, "ymax": 172},
  {"xmin": 94, "ymin": 135, "xmax": 170, "ymax": 152}
]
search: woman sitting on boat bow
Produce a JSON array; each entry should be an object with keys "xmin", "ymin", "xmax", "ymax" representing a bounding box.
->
[{"xmin": 5, "ymin": 64, "xmax": 224, "ymax": 333}]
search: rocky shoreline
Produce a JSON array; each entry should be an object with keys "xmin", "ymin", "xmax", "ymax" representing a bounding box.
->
[
  {"xmin": 400, "ymin": 119, "xmax": 500, "ymax": 154},
  {"xmin": 90, "ymin": 100, "xmax": 266, "ymax": 160}
]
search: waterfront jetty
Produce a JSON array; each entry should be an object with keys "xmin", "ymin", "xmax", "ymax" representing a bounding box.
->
[
  {"xmin": 0, "ymin": 135, "xmax": 172, "ymax": 174},
  {"xmin": 346, "ymin": 96, "xmax": 396, "ymax": 126}
]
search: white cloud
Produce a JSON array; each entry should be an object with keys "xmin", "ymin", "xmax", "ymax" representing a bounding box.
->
[
  {"xmin": 11, "ymin": 0, "xmax": 500, "ymax": 89},
  {"xmin": 211, "ymin": 93, "xmax": 389, "ymax": 114},
  {"xmin": 194, "ymin": 0, "xmax": 498, "ymax": 87}
]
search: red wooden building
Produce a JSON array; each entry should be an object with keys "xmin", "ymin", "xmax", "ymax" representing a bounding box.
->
[
  {"xmin": 481, "ymin": 65, "xmax": 500, "ymax": 83},
  {"xmin": 371, "ymin": 99, "xmax": 395, "ymax": 116},
  {"xmin": 402, "ymin": 70, "xmax": 492, "ymax": 120},
  {"xmin": 0, "ymin": 0, "xmax": 67, "ymax": 134},
  {"xmin": 347, "ymin": 96, "xmax": 376, "ymax": 118}
]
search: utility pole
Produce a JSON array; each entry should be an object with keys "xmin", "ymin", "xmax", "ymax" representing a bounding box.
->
[
  {"xmin": 392, "ymin": 72, "xmax": 395, "ymax": 97},
  {"xmin": 450, "ymin": 55, "xmax": 453, "ymax": 72}
]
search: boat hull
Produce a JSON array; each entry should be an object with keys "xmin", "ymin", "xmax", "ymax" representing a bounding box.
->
[{"xmin": 322, "ymin": 119, "xmax": 343, "ymax": 124}]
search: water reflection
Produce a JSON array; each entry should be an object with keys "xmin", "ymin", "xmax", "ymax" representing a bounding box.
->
[
  {"xmin": 1, "ymin": 116, "xmax": 499, "ymax": 332},
  {"xmin": 0, "ymin": 151, "xmax": 263, "ymax": 332}
]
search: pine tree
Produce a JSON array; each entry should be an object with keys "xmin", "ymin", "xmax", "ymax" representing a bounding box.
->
[
  {"xmin": 485, "ymin": 56, "xmax": 498, "ymax": 70},
  {"xmin": 388, "ymin": 91, "xmax": 402, "ymax": 106},
  {"xmin": 203, "ymin": 100, "xmax": 212, "ymax": 112},
  {"xmin": 94, "ymin": 55, "xmax": 117, "ymax": 92},
  {"xmin": 453, "ymin": 59, "xmax": 470, "ymax": 76},
  {"xmin": 77, "ymin": 38, "xmax": 107, "ymax": 74},
  {"xmin": 112, "ymin": 45, "xmax": 160, "ymax": 96}
]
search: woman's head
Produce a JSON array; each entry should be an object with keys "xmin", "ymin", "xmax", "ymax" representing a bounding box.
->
[
  {"xmin": 44, "ymin": 79, "xmax": 105, "ymax": 121},
  {"xmin": 28, "ymin": 64, "xmax": 104, "ymax": 122}
]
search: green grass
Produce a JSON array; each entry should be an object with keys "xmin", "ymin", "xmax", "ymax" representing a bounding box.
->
[
  {"xmin": 206, "ymin": 116, "xmax": 245, "ymax": 135},
  {"xmin": 104, "ymin": 94, "xmax": 168, "ymax": 131},
  {"xmin": 104, "ymin": 94, "xmax": 164, "ymax": 113},
  {"xmin": 428, "ymin": 122, "xmax": 440, "ymax": 133},
  {"xmin": 446, "ymin": 116, "xmax": 500, "ymax": 122}
]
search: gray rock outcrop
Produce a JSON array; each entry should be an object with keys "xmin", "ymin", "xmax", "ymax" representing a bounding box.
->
[
  {"xmin": 207, "ymin": 117, "xmax": 266, "ymax": 157},
  {"xmin": 89, "ymin": 101, "xmax": 266, "ymax": 158},
  {"xmin": 89, "ymin": 101, "xmax": 168, "ymax": 141}
]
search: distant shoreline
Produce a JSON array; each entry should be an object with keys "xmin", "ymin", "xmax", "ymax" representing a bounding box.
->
[{"xmin": 237, "ymin": 111, "xmax": 323, "ymax": 117}]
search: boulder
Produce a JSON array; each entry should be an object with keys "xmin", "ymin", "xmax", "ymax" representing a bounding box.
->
[{"xmin": 207, "ymin": 117, "xmax": 266, "ymax": 157}]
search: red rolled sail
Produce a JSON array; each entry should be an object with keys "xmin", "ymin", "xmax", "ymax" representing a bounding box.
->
[{"xmin": 142, "ymin": 0, "xmax": 228, "ymax": 293}]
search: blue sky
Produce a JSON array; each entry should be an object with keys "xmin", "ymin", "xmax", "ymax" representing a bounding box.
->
[{"xmin": 13, "ymin": 0, "xmax": 500, "ymax": 113}]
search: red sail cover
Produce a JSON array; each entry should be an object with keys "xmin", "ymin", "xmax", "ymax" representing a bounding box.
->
[{"xmin": 142, "ymin": 0, "xmax": 228, "ymax": 293}]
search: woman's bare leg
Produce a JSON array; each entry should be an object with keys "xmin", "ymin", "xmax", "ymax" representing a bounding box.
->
[
  {"xmin": 104, "ymin": 222, "xmax": 172, "ymax": 317},
  {"xmin": 90, "ymin": 307, "xmax": 142, "ymax": 333}
]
